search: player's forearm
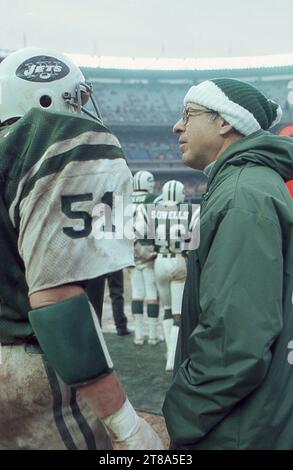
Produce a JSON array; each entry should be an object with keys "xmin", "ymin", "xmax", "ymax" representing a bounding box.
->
[
  {"xmin": 29, "ymin": 284, "xmax": 84, "ymax": 308},
  {"xmin": 78, "ymin": 372, "xmax": 126, "ymax": 418}
]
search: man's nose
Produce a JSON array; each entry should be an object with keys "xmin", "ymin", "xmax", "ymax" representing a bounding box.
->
[{"xmin": 173, "ymin": 118, "xmax": 185, "ymax": 134}]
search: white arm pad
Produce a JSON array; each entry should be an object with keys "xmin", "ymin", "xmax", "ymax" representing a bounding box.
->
[{"xmin": 102, "ymin": 399, "xmax": 164, "ymax": 450}]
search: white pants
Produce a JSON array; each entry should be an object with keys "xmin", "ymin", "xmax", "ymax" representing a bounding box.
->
[
  {"xmin": 131, "ymin": 262, "xmax": 158, "ymax": 300},
  {"xmin": 154, "ymin": 254, "xmax": 186, "ymax": 314}
]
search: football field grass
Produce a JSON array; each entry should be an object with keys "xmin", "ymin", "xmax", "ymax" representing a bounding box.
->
[{"xmin": 104, "ymin": 333, "xmax": 172, "ymax": 415}]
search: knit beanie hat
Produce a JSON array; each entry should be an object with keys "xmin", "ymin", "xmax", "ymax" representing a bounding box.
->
[{"xmin": 184, "ymin": 78, "xmax": 282, "ymax": 136}]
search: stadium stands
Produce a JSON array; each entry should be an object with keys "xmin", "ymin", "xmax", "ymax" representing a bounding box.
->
[
  {"xmin": 89, "ymin": 79, "xmax": 293, "ymax": 128},
  {"xmin": 81, "ymin": 68, "xmax": 293, "ymax": 167},
  {"xmin": 90, "ymin": 82, "xmax": 186, "ymax": 126},
  {"xmin": 0, "ymin": 50, "xmax": 292, "ymax": 190}
]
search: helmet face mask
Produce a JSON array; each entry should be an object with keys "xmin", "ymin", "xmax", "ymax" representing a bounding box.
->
[
  {"xmin": 162, "ymin": 180, "xmax": 185, "ymax": 204},
  {"xmin": 133, "ymin": 171, "xmax": 155, "ymax": 193},
  {"xmin": 0, "ymin": 48, "xmax": 103, "ymax": 126}
]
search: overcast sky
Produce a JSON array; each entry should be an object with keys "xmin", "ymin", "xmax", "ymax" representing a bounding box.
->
[{"xmin": 1, "ymin": 0, "xmax": 293, "ymax": 59}]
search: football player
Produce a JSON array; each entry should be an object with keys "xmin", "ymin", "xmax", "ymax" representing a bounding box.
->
[
  {"xmin": 0, "ymin": 48, "xmax": 162, "ymax": 450},
  {"xmin": 152, "ymin": 180, "xmax": 200, "ymax": 371},
  {"xmin": 131, "ymin": 171, "xmax": 160, "ymax": 345}
]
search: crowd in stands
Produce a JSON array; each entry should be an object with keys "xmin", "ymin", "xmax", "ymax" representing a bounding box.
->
[
  {"xmin": 90, "ymin": 82, "xmax": 184, "ymax": 126},
  {"xmin": 119, "ymin": 138, "xmax": 181, "ymax": 161},
  {"xmin": 87, "ymin": 79, "xmax": 293, "ymax": 128},
  {"xmin": 257, "ymin": 80, "xmax": 293, "ymax": 117},
  {"xmin": 82, "ymin": 74, "xmax": 293, "ymax": 161}
]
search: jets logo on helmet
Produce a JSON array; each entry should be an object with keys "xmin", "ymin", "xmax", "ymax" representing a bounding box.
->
[
  {"xmin": 162, "ymin": 180, "xmax": 185, "ymax": 204},
  {"xmin": 0, "ymin": 47, "xmax": 103, "ymax": 126},
  {"xmin": 133, "ymin": 171, "xmax": 155, "ymax": 193},
  {"xmin": 16, "ymin": 56, "xmax": 70, "ymax": 82}
]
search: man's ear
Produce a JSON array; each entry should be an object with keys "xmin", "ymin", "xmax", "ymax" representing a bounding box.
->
[{"xmin": 219, "ymin": 118, "xmax": 234, "ymax": 136}]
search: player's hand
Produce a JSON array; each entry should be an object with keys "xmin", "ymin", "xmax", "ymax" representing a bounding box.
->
[
  {"xmin": 102, "ymin": 399, "xmax": 163, "ymax": 450},
  {"xmin": 111, "ymin": 417, "xmax": 163, "ymax": 450}
]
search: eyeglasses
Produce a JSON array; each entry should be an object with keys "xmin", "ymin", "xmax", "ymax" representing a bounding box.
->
[{"xmin": 182, "ymin": 107, "xmax": 215, "ymax": 126}]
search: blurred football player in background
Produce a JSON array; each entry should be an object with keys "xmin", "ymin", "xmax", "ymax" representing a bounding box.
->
[
  {"xmin": 131, "ymin": 171, "xmax": 160, "ymax": 346},
  {"xmin": 152, "ymin": 180, "xmax": 199, "ymax": 371}
]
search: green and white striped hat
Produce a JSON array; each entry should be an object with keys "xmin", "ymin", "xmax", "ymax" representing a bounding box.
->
[{"xmin": 184, "ymin": 78, "xmax": 282, "ymax": 136}]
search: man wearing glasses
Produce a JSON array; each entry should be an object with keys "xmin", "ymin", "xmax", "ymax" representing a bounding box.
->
[{"xmin": 163, "ymin": 78, "xmax": 293, "ymax": 449}]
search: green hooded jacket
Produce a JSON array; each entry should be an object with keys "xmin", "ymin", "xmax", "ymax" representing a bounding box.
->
[{"xmin": 163, "ymin": 130, "xmax": 293, "ymax": 449}]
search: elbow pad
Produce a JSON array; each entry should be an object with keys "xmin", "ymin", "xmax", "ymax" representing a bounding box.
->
[{"xmin": 28, "ymin": 294, "xmax": 113, "ymax": 387}]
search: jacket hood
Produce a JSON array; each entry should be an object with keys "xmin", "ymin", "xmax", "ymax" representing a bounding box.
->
[{"xmin": 208, "ymin": 130, "xmax": 293, "ymax": 186}]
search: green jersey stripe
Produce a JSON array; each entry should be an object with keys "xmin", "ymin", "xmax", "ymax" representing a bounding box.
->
[
  {"xmin": 11, "ymin": 144, "xmax": 124, "ymax": 228},
  {"xmin": 3, "ymin": 108, "xmax": 122, "ymax": 219},
  {"xmin": 43, "ymin": 358, "xmax": 78, "ymax": 450},
  {"xmin": 69, "ymin": 389, "xmax": 97, "ymax": 450}
]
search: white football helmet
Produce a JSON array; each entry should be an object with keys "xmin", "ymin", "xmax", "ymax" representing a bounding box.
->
[
  {"xmin": 0, "ymin": 47, "xmax": 102, "ymax": 125},
  {"xmin": 133, "ymin": 171, "xmax": 155, "ymax": 193},
  {"xmin": 162, "ymin": 180, "xmax": 185, "ymax": 204}
]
